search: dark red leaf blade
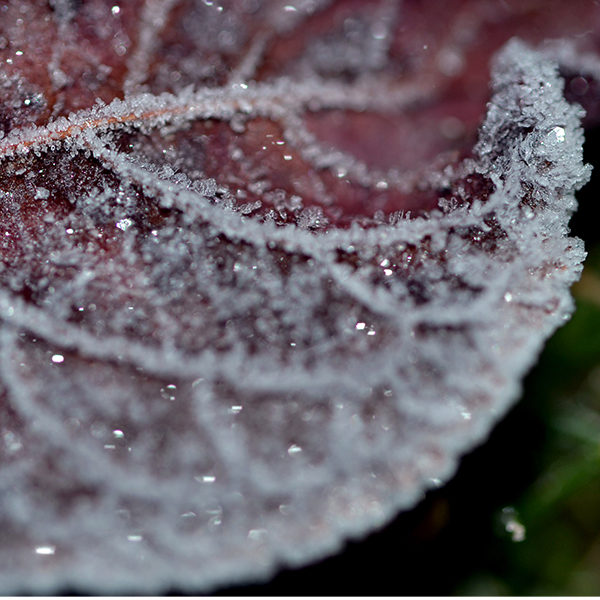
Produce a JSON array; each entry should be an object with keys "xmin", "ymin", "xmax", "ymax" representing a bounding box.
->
[{"xmin": 0, "ymin": 1, "xmax": 598, "ymax": 593}]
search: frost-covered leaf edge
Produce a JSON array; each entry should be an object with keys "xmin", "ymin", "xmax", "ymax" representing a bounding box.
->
[{"xmin": 0, "ymin": 38, "xmax": 592, "ymax": 594}]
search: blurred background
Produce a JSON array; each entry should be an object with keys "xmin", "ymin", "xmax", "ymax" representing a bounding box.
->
[{"xmin": 213, "ymin": 127, "xmax": 600, "ymax": 597}]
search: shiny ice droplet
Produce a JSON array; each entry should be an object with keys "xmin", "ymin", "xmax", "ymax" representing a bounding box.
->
[
  {"xmin": 51, "ymin": 354, "xmax": 64, "ymax": 364},
  {"xmin": 195, "ymin": 475, "xmax": 216, "ymax": 483},
  {"xmin": 551, "ymin": 126, "xmax": 566, "ymax": 142},
  {"xmin": 116, "ymin": 218, "xmax": 133, "ymax": 231},
  {"xmin": 34, "ymin": 546, "xmax": 55, "ymax": 556}
]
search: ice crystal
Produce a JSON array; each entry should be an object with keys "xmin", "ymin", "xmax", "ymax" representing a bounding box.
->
[{"xmin": 0, "ymin": 0, "xmax": 597, "ymax": 593}]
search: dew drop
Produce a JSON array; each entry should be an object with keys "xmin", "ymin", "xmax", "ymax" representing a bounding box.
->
[{"xmin": 501, "ymin": 507, "xmax": 526, "ymax": 542}]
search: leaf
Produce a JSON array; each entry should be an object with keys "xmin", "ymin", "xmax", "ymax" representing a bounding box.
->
[{"xmin": 0, "ymin": 0, "xmax": 598, "ymax": 593}]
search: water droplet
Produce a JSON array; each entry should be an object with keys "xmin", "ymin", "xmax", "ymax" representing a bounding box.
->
[
  {"xmin": 569, "ymin": 76, "xmax": 589, "ymax": 97},
  {"xmin": 501, "ymin": 507, "xmax": 526, "ymax": 542}
]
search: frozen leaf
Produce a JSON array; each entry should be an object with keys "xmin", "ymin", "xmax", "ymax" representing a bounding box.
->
[{"xmin": 0, "ymin": 0, "xmax": 599, "ymax": 593}]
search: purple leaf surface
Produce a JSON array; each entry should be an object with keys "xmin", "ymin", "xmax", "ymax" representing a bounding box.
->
[{"xmin": 0, "ymin": 0, "xmax": 599, "ymax": 593}]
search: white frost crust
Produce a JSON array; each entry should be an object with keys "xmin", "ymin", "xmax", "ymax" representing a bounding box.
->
[{"xmin": 0, "ymin": 40, "xmax": 592, "ymax": 593}]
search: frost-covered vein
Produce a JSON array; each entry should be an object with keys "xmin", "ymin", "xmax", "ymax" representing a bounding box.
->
[
  {"xmin": 0, "ymin": 77, "xmax": 433, "ymax": 159},
  {"xmin": 361, "ymin": 0, "xmax": 401, "ymax": 67},
  {"xmin": 0, "ymin": 328, "xmax": 339, "ymax": 509},
  {"xmin": 0, "ymin": 385, "xmax": 216, "ymax": 522},
  {"xmin": 124, "ymin": 0, "xmax": 180, "ymax": 94},
  {"xmin": 82, "ymin": 134, "xmax": 435, "ymax": 319},
  {"xmin": 47, "ymin": 0, "xmax": 76, "ymax": 91},
  {"xmin": 85, "ymin": 117, "xmax": 475, "ymax": 255},
  {"xmin": 86, "ymin": 132, "xmax": 519, "ymax": 332},
  {"xmin": 227, "ymin": 32, "xmax": 271, "ymax": 85},
  {"xmin": 0, "ymin": 286, "xmax": 401, "ymax": 394},
  {"xmin": 0, "ymin": 331, "xmax": 248, "ymax": 506}
]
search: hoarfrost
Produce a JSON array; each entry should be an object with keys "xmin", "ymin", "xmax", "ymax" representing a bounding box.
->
[{"xmin": 0, "ymin": 0, "xmax": 597, "ymax": 594}]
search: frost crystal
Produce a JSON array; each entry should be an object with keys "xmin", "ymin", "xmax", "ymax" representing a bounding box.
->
[{"xmin": 0, "ymin": 0, "xmax": 596, "ymax": 594}]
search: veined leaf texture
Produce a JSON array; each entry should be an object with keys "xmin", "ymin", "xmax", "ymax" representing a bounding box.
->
[{"xmin": 0, "ymin": 0, "xmax": 599, "ymax": 593}]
